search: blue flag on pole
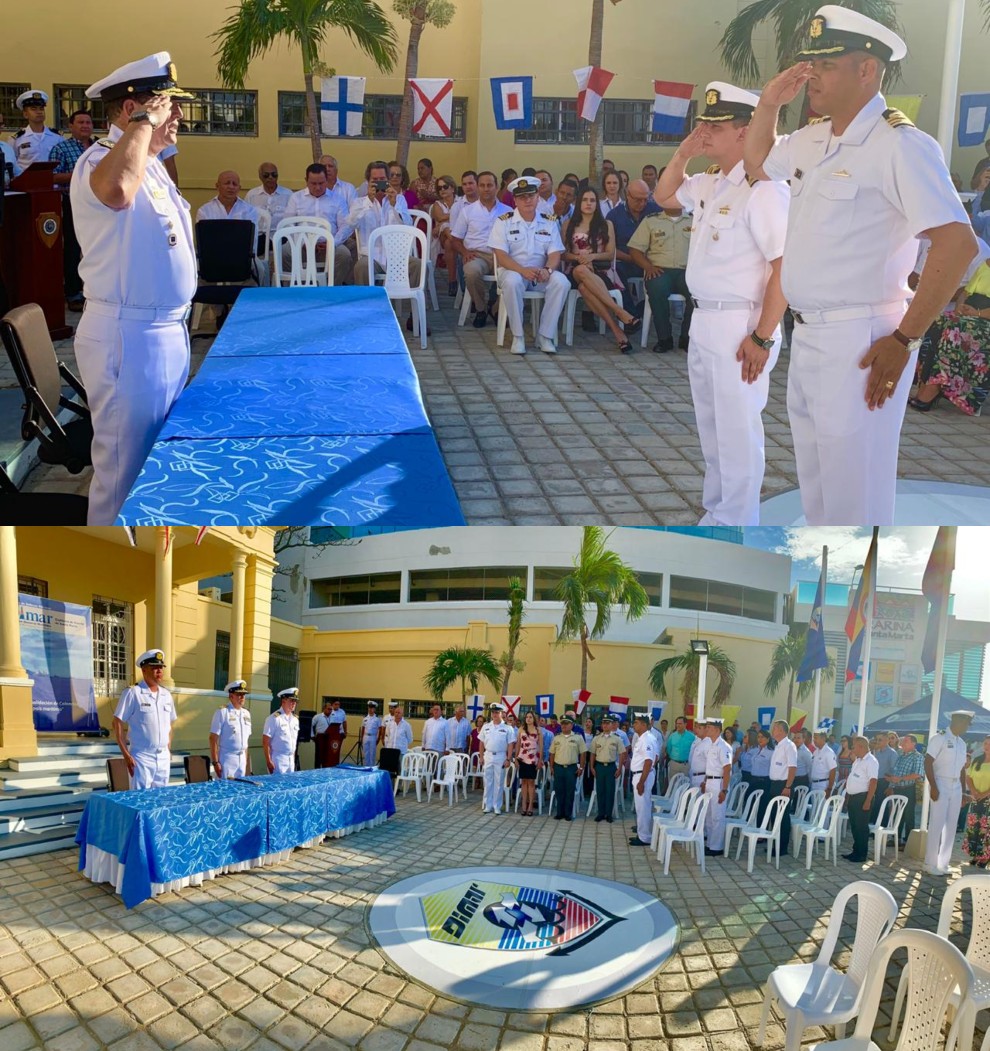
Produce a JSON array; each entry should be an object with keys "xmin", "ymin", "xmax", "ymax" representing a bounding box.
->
[
  {"xmin": 491, "ymin": 76, "xmax": 533, "ymax": 130},
  {"xmin": 797, "ymin": 566, "xmax": 828, "ymax": 682},
  {"xmin": 959, "ymin": 93, "xmax": 990, "ymax": 148},
  {"xmin": 757, "ymin": 706, "xmax": 775, "ymax": 730}
]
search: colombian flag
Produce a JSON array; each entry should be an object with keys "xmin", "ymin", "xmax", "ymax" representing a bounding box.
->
[{"xmin": 844, "ymin": 528, "xmax": 878, "ymax": 682}]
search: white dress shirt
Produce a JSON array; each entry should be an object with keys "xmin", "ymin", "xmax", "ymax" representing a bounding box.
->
[
  {"xmin": 846, "ymin": 752, "xmax": 879, "ymax": 794},
  {"xmin": 246, "ymin": 183, "xmax": 292, "ymax": 228},
  {"xmin": 450, "ymin": 198, "xmax": 512, "ymax": 251},
  {"xmin": 343, "ymin": 194, "xmax": 411, "ymax": 263},
  {"xmin": 421, "ymin": 716, "xmax": 449, "ymax": 752}
]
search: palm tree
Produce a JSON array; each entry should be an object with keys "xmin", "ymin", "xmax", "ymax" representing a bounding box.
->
[
  {"xmin": 763, "ymin": 625, "xmax": 837, "ymax": 724},
  {"xmin": 213, "ymin": 0, "xmax": 398, "ymax": 163},
  {"xmin": 499, "ymin": 576, "xmax": 526, "ymax": 695},
  {"xmin": 586, "ymin": 0, "xmax": 624, "ymax": 183},
  {"xmin": 648, "ymin": 644, "xmax": 737, "ymax": 710},
  {"xmin": 393, "ymin": 0, "xmax": 456, "ymax": 168},
  {"xmin": 719, "ymin": 1, "xmax": 902, "ymax": 92},
  {"xmin": 555, "ymin": 526, "xmax": 649, "ymax": 692},
  {"xmin": 423, "ymin": 646, "xmax": 502, "ymax": 704}
]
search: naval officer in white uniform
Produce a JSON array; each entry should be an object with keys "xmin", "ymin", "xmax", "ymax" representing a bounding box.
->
[
  {"xmin": 628, "ymin": 713, "xmax": 660, "ymax": 846},
  {"xmin": 488, "ymin": 175, "xmax": 570, "ymax": 355},
  {"xmin": 263, "ymin": 688, "xmax": 300, "ymax": 774},
  {"xmin": 923, "ymin": 710, "xmax": 973, "ymax": 875},
  {"xmin": 70, "ymin": 53, "xmax": 197, "ymax": 525},
  {"xmin": 359, "ymin": 701, "xmax": 381, "ymax": 767},
  {"xmin": 744, "ymin": 6, "xmax": 977, "ymax": 525},
  {"xmin": 478, "ymin": 704, "xmax": 516, "ymax": 815},
  {"xmin": 655, "ymin": 84, "xmax": 789, "ymax": 526},
  {"xmin": 209, "ymin": 680, "xmax": 252, "ymax": 779},
  {"xmin": 112, "ymin": 649, "xmax": 176, "ymax": 790},
  {"xmin": 11, "ymin": 91, "xmax": 63, "ymax": 169},
  {"xmin": 702, "ymin": 718, "xmax": 733, "ymax": 854}
]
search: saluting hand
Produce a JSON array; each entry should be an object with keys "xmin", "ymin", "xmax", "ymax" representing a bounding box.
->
[
  {"xmin": 859, "ymin": 335, "xmax": 911, "ymax": 410},
  {"xmin": 760, "ymin": 63, "xmax": 813, "ymax": 108},
  {"xmin": 676, "ymin": 125, "xmax": 710, "ymax": 160}
]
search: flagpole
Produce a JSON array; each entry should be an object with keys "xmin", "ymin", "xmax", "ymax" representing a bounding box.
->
[
  {"xmin": 856, "ymin": 529, "xmax": 878, "ymax": 735},
  {"xmin": 811, "ymin": 545, "xmax": 828, "ymax": 731},
  {"xmin": 936, "ymin": 0, "xmax": 966, "ymax": 163}
]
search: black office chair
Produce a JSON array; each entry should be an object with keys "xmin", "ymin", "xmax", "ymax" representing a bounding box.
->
[
  {"xmin": 106, "ymin": 757, "xmax": 130, "ymax": 792},
  {"xmin": 184, "ymin": 755, "xmax": 212, "ymax": 784},
  {"xmin": 190, "ymin": 219, "xmax": 256, "ymax": 337},
  {"xmin": 1, "ymin": 303, "xmax": 92, "ymax": 473},
  {"xmin": 0, "ymin": 463, "xmax": 88, "ymax": 524}
]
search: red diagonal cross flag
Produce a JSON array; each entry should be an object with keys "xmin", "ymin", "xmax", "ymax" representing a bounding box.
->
[
  {"xmin": 410, "ymin": 78, "xmax": 454, "ymax": 137},
  {"xmin": 501, "ymin": 695, "xmax": 521, "ymax": 717}
]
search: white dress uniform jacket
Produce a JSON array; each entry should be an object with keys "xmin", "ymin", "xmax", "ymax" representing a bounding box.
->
[
  {"xmin": 114, "ymin": 682, "xmax": 177, "ymax": 789},
  {"xmin": 360, "ymin": 714, "xmax": 381, "ymax": 766},
  {"xmin": 13, "ymin": 126, "xmax": 63, "ymax": 168},
  {"xmin": 675, "ymin": 161, "xmax": 789, "ymax": 526},
  {"xmin": 704, "ymin": 736, "xmax": 734, "ymax": 851},
  {"xmin": 924, "ymin": 730, "xmax": 969, "ymax": 872},
  {"xmin": 763, "ymin": 95, "xmax": 971, "ymax": 525},
  {"xmin": 210, "ymin": 703, "xmax": 252, "ymax": 779},
  {"xmin": 245, "ymin": 183, "xmax": 292, "ymax": 228},
  {"xmin": 689, "ymin": 735, "xmax": 713, "ymax": 788},
  {"xmin": 479, "ymin": 721, "xmax": 517, "ymax": 814},
  {"xmin": 630, "ymin": 731, "xmax": 660, "ymax": 843},
  {"xmin": 263, "ymin": 709, "xmax": 299, "ymax": 774},
  {"xmin": 71, "ymin": 124, "xmax": 195, "ymax": 525}
]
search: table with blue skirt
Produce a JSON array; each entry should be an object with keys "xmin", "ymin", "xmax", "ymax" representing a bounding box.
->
[
  {"xmin": 75, "ymin": 766, "xmax": 395, "ymax": 908},
  {"xmin": 115, "ymin": 286, "xmax": 464, "ymax": 526}
]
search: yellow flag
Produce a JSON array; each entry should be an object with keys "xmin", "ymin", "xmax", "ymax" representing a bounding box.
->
[
  {"xmin": 789, "ymin": 707, "xmax": 809, "ymax": 732},
  {"xmin": 720, "ymin": 705, "xmax": 741, "ymax": 728},
  {"xmin": 885, "ymin": 95, "xmax": 924, "ymax": 123}
]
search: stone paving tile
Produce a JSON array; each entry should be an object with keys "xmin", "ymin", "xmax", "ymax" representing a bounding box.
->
[{"xmin": 0, "ymin": 796, "xmax": 986, "ymax": 1051}]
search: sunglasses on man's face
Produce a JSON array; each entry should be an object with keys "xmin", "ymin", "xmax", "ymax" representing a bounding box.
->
[{"xmin": 262, "ymin": 171, "xmax": 278, "ymax": 178}]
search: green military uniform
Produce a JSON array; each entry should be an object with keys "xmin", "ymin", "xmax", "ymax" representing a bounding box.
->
[
  {"xmin": 550, "ymin": 725, "xmax": 587, "ymax": 821},
  {"xmin": 627, "ymin": 211, "xmax": 694, "ymax": 350},
  {"xmin": 591, "ymin": 727, "xmax": 623, "ymax": 822}
]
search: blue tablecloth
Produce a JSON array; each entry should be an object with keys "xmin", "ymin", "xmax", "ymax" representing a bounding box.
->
[
  {"xmin": 115, "ymin": 287, "xmax": 463, "ymax": 526},
  {"xmin": 76, "ymin": 767, "xmax": 394, "ymax": 908}
]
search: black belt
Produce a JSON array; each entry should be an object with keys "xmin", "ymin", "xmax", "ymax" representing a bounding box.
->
[{"xmin": 706, "ymin": 776, "xmax": 722, "ymax": 780}]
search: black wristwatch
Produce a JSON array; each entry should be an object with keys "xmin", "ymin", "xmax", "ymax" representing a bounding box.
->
[{"xmin": 750, "ymin": 331, "xmax": 775, "ymax": 351}]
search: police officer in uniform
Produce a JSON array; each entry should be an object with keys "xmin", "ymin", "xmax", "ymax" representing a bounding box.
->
[
  {"xmin": 478, "ymin": 703, "xmax": 516, "ymax": 815},
  {"xmin": 549, "ymin": 714, "xmax": 587, "ymax": 821},
  {"xmin": 590, "ymin": 715, "xmax": 623, "ymax": 823},
  {"xmin": 703, "ymin": 718, "xmax": 733, "ymax": 855},
  {"xmin": 11, "ymin": 91, "xmax": 63, "ymax": 169},
  {"xmin": 655, "ymin": 83, "xmax": 789, "ymax": 526},
  {"xmin": 488, "ymin": 175, "xmax": 570, "ymax": 355},
  {"xmin": 209, "ymin": 680, "xmax": 252, "ymax": 779},
  {"xmin": 112, "ymin": 649, "xmax": 175, "ymax": 789},
  {"xmin": 923, "ymin": 710, "xmax": 973, "ymax": 875},
  {"xmin": 359, "ymin": 701, "xmax": 381, "ymax": 767},
  {"xmin": 71, "ymin": 54, "xmax": 197, "ymax": 525},
  {"xmin": 629, "ymin": 713, "xmax": 660, "ymax": 846},
  {"xmin": 745, "ymin": 7, "xmax": 977, "ymax": 525},
  {"xmin": 263, "ymin": 688, "xmax": 300, "ymax": 774}
]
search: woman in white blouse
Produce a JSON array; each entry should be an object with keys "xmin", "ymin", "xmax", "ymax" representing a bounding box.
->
[{"xmin": 599, "ymin": 171, "xmax": 623, "ymax": 219}]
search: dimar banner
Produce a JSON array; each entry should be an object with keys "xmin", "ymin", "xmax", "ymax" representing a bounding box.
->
[{"xmin": 18, "ymin": 593, "xmax": 100, "ymax": 732}]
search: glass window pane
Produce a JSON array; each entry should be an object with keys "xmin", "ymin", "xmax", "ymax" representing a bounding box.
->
[
  {"xmin": 52, "ymin": 85, "xmax": 108, "ymax": 132},
  {"xmin": 637, "ymin": 572, "xmax": 663, "ymax": 607},
  {"xmin": 409, "ymin": 569, "xmax": 448, "ymax": 602},
  {"xmin": 181, "ymin": 90, "xmax": 258, "ymax": 136},
  {"xmin": 482, "ymin": 567, "xmax": 527, "ymax": 602},
  {"xmin": 742, "ymin": 587, "xmax": 777, "ymax": 623},
  {"xmin": 707, "ymin": 580, "xmax": 745, "ymax": 617},
  {"xmin": 669, "ymin": 575, "xmax": 707, "ymax": 612},
  {"xmin": 533, "ymin": 567, "xmax": 570, "ymax": 601}
]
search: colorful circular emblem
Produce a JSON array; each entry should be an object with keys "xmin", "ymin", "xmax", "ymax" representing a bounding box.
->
[{"xmin": 369, "ymin": 867, "xmax": 678, "ymax": 1010}]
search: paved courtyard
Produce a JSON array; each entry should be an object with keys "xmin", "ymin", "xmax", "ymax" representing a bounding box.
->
[
  {"xmin": 9, "ymin": 296, "xmax": 990, "ymax": 523},
  {"xmin": 0, "ymin": 794, "xmax": 983, "ymax": 1051}
]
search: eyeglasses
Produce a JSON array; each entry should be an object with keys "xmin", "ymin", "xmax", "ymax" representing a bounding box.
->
[{"xmin": 261, "ymin": 171, "xmax": 278, "ymax": 178}]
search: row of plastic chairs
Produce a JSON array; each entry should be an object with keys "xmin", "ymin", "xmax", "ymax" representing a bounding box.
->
[{"xmin": 757, "ymin": 876, "xmax": 988, "ymax": 1051}]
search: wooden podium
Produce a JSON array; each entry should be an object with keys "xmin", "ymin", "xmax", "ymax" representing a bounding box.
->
[
  {"xmin": 1, "ymin": 163, "xmax": 71, "ymax": 338},
  {"xmin": 327, "ymin": 724, "xmax": 343, "ymax": 767}
]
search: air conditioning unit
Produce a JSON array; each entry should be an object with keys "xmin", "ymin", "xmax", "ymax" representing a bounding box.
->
[{"xmin": 199, "ymin": 587, "xmax": 222, "ymax": 601}]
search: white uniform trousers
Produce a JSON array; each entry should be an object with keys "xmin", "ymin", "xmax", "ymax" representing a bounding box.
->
[
  {"xmin": 464, "ymin": 252, "xmax": 494, "ymax": 311},
  {"xmin": 219, "ymin": 751, "xmax": 247, "ymax": 780},
  {"xmin": 787, "ymin": 309, "xmax": 915, "ymax": 525},
  {"xmin": 130, "ymin": 750, "xmax": 171, "ymax": 790},
  {"xmin": 498, "ymin": 270, "xmax": 569, "ymax": 340},
  {"xmin": 688, "ymin": 309, "xmax": 780, "ymax": 526},
  {"xmin": 704, "ymin": 782, "xmax": 727, "ymax": 851},
  {"xmin": 362, "ymin": 738, "xmax": 377, "ymax": 768},
  {"xmin": 74, "ymin": 312, "xmax": 190, "ymax": 525},
  {"xmin": 924, "ymin": 776, "xmax": 962, "ymax": 871},
  {"xmin": 271, "ymin": 752, "xmax": 294, "ymax": 775},
  {"xmin": 633, "ymin": 768, "xmax": 656, "ymax": 843},
  {"xmin": 482, "ymin": 759, "xmax": 505, "ymax": 813}
]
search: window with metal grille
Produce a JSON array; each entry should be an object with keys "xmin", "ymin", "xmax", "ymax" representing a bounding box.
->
[
  {"xmin": 269, "ymin": 643, "xmax": 299, "ymax": 700},
  {"xmin": 278, "ymin": 91, "xmax": 466, "ymax": 142},
  {"xmin": 1, "ymin": 83, "xmax": 31, "ymax": 132},
  {"xmin": 321, "ymin": 696, "xmax": 386, "ymax": 717},
  {"xmin": 214, "ymin": 631, "xmax": 230, "ymax": 692},
  {"xmin": 390, "ymin": 698, "xmax": 451, "ymax": 720},
  {"xmin": 51, "ymin": 85, "xmax": 108, "ymax": 131},
  {"xmin": 17, "ymin": 576, "xmax": 48, "ymax": 597},
  {"xmin": 180, "ymin": 90, "xmax": 258, "ymax": 136},
  {"xmin": 92, "ymin": 595, "xmax": 133, "ymax": 698},
  {"xmin": 515, "ymin": 97, "xmax": 696, "ymax": 146}
]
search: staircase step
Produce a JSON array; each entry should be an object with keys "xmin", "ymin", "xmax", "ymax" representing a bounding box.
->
[
  {"xmin": 0, "ymin": 786, "xmax": 101, "ymax": 813},
  {"xmin": 0, "ymin": 801, "xmax": 87, "ymax": 835},
  {"xmin": 0, "ymin": 825, "xmax": 79, "ymax": 862},
  {"xmin": 36, "ymin": 741, "xmax": 118, "ymax": 757}
]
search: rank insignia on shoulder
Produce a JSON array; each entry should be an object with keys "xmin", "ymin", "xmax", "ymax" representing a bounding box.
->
[
  {"xmin": 498, "ymin": 212, "xmax": 513, "ymax": 220},
  {"xmin": 745, "ymin": 174, "xmax": 759, "ymax": 188},
  {"xmin": 807, "ymin": 115, "xmax": 831, "ymax": 125},
  {"xmin": 705, "ymin": 164, "xmax": 721, "ymax": 175},
  {"xmin": 541, "ymin": 212, "xmax": 555, "ymax": 221},
  {"xmin": 883, "ymin": 108, "xmax": 914, "ymax": 129},
  {"xmin": 96, "ymin": 137, "xmax": 116, "ymax": 149}
]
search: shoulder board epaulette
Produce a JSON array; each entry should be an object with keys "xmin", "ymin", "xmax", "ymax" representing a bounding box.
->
[
  {"xmin": 96, "ymin": 137, "xmax": 115, "ymax": 149},
  {"xmin": 883, "ymin": 108, "xmax": 914, "ymax": 129},
  {"xmin": 745, "ymin": 174, "xmax": 759, "ymax": 188},
  {"xmin": 705, "ymin": 164, "xmax": 721, "ymax": 175},
  {"xmin": 13, "ymin": 129, "xmax": 24, "ymax": 138},
  {"xmin": 807, "ymin": 115, "xmax": 831, "ymax": 126},
  {"xmin": 498, "ymin": 211, "xmax": 513, "ymax": 221},
  {"xmin": 541, "ymin": 212, "xmax": 555, "ymax": 221}
]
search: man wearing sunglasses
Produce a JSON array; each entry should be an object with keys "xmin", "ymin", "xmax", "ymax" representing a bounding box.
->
[{"xmin": 246, "ymin": 162, "xmax": 292, "ymax": 230}]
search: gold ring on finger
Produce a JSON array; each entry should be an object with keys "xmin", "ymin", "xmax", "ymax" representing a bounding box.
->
[{"xmin": 884, "ymin": 380, "xmax": 894, "ymax": 390}]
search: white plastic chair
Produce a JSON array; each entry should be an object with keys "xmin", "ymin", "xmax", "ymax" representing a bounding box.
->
[
  {"xmin": 532, "ymin": 764, "xmax": 547, "ymax": 815},
  {"xmin": 562, "ymin": 286, "xmax": 625, "ymax": 345},
  {"xmin": 723, "ymin": 788, "xmax": 763, "ymax": 858},
  {"xmin": 366, "ymin": 225, "xmax": 429, "ymax": 349},
  {"xmin": 466, "ymin": 751, "xmax": 484, "ymax": 791},
  {"xmin": 427, "ymin": 754, "xmax": 460, "ymax": 806},
  {"xmin": 725, "ymin": 780, "xmax": 749, "ymax": 820},
  {"xmin": 502, "ymin": 761, "xmax": 518, "ymax": 813},
  {"xmin": 757, "ymin": 880, "xmax": 899, "ymax": 1051},
  {"xmin": 640, "ymin": 292, "xmax": 687, "ymax": 348},
  {"xmin": 395, "ymin": 751, "xmax": 428, "ymax": 802},
  {"xmin": 452, "ymin": 752, "xmax": 471, "ymax": 799},
  {"xmin": 652, "ymin": 786, "xmax": 699, "ymax": 852},
  {"xmin": 791, "ymin": 784, "xmax": 810, "ymax": 821},
  {"xmin": 546, "ymin": 771, "xmax": 582, "ymax": 819},
  {"xmin": 253, "ymin": 208, "xmax": 271, "ymax": 287},
  {"xmin": 869, "ymin": 793, "xmax": 908, "ymax": 863},
  {"xmin": 457, "ymin": 274, "xmax": 497, "ymax": 326},
  {"xmin": 802, "ymin": 794, "xmax": 845, "ymax": 869},
  {"xmin": 652, "ymin": 772, "xmax": 689, "ymax": 815},
  {"xmin": 792, "ymin": 789, "xmax": 828, "ymax": 855},
  {"xmin": 493, "ymin": 258, "xmax": 543, "ymax": 346},
  {"xmin": 737, "ymin": 794, "xmax": 789, "ymax": 872},
  {"xmin": 659, "ymin": 792, "xmax": 710, "ymax": 876},
  {"xmin": 408, "ymin": 208, "xmax": 440, "ymax": 310},
  {"xmin": 273, "ymin": 217, "xmax": 334, "ymax": 287},
  {"xmin": 889, "ymin": 874, "xmax": 990, "ymax": 1051},
  {"xmin": 815, "ymin": 929, "xmax": 975, "ymax": 1051}
]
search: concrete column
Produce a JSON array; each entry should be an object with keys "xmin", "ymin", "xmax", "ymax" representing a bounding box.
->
[
  {"xmin": 243, "ymin": 554, "xmax": 277, "ymax": 696},
  {"xmin": 230, "ymin": 553, "xmax": 248, "ymax": 683},
  {"xmin": 0, "ymin": 527, "xmax": 27, "ymax": 679},
  {"xmin": 155, "ymin": 528, "xmax": 174, "ymax": 687}
]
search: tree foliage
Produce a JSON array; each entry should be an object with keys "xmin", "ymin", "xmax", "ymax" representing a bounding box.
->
[
  {"xmin": 763, "ymin": 625, "xmax": 836, "ymax": 723},
  {"xmin": 423, "ymin": 646, "xmax": 502, "ymax": 704},
  {"xmin": 648, "ymin": 644, "xmax": 737, "ymax": 709}
]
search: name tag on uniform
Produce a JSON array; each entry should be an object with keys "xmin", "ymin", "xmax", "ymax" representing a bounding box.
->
[{"xmin": 535, "ymin": 230, "xmax": 551, "ymax": 238}]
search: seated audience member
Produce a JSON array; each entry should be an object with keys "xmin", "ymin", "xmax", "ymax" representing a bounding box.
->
[
  {"xmin": 626, "ymin": 205, "xmax": 694, "ymax": 352},
  {"xmin": 387, "ymin": 161, "xmax": 416, "ymax": 209},
  {"xmin": 550, "ymin": 179, "xmax": 578, "ymax": 226},
  {"xmin": 196, "ymin": 170, "xmax": 259, "ymax": 227},
  {"xmin": 450, "ymin": 170, "xmax": 511, "ymax": 326},
  {"xmin": 562, "ymin": 186, "xmax": 640, "ymax": 352},
  {"xmin": 246, "ymin": 162, "xmax": 292, "ymax": 229},
  {"xmin": 345, "ymin": 160, "xmax": 418, "ymax": 287},
  {"xmin": 450, "ymin": 170, "xmax": 479, "ymax": 228},
  {"xmin": 408, "ymin": 157, "xmax": 438, "ymax": 208},
  {"xmin": 282, "ymin": 163, "xmax": 354, "ymax": 284},
  {"xmin": 536, "ymin": 168, "xmax": 555, "ymax": 211},
  {"xmin": 498, "ymin": 167, "xmax": 517, "ymax": 207},
  {"xmin": 610, "ymin": 179, "xmax": 662, "ymax": 312},
  {"xmin": 600, "ymin": 171, "xmax": 623, "ymax": 217},
  {"xmin": 971, "ymin": 136, "xmax": 990, "ymax": 192},
  {"xmin": 319, "ymin": 153, "xmax": 356, "ymax": 211},
  {"xmin": 431, "ymin": 175, "xmax": 459, "ymax": 296}
]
